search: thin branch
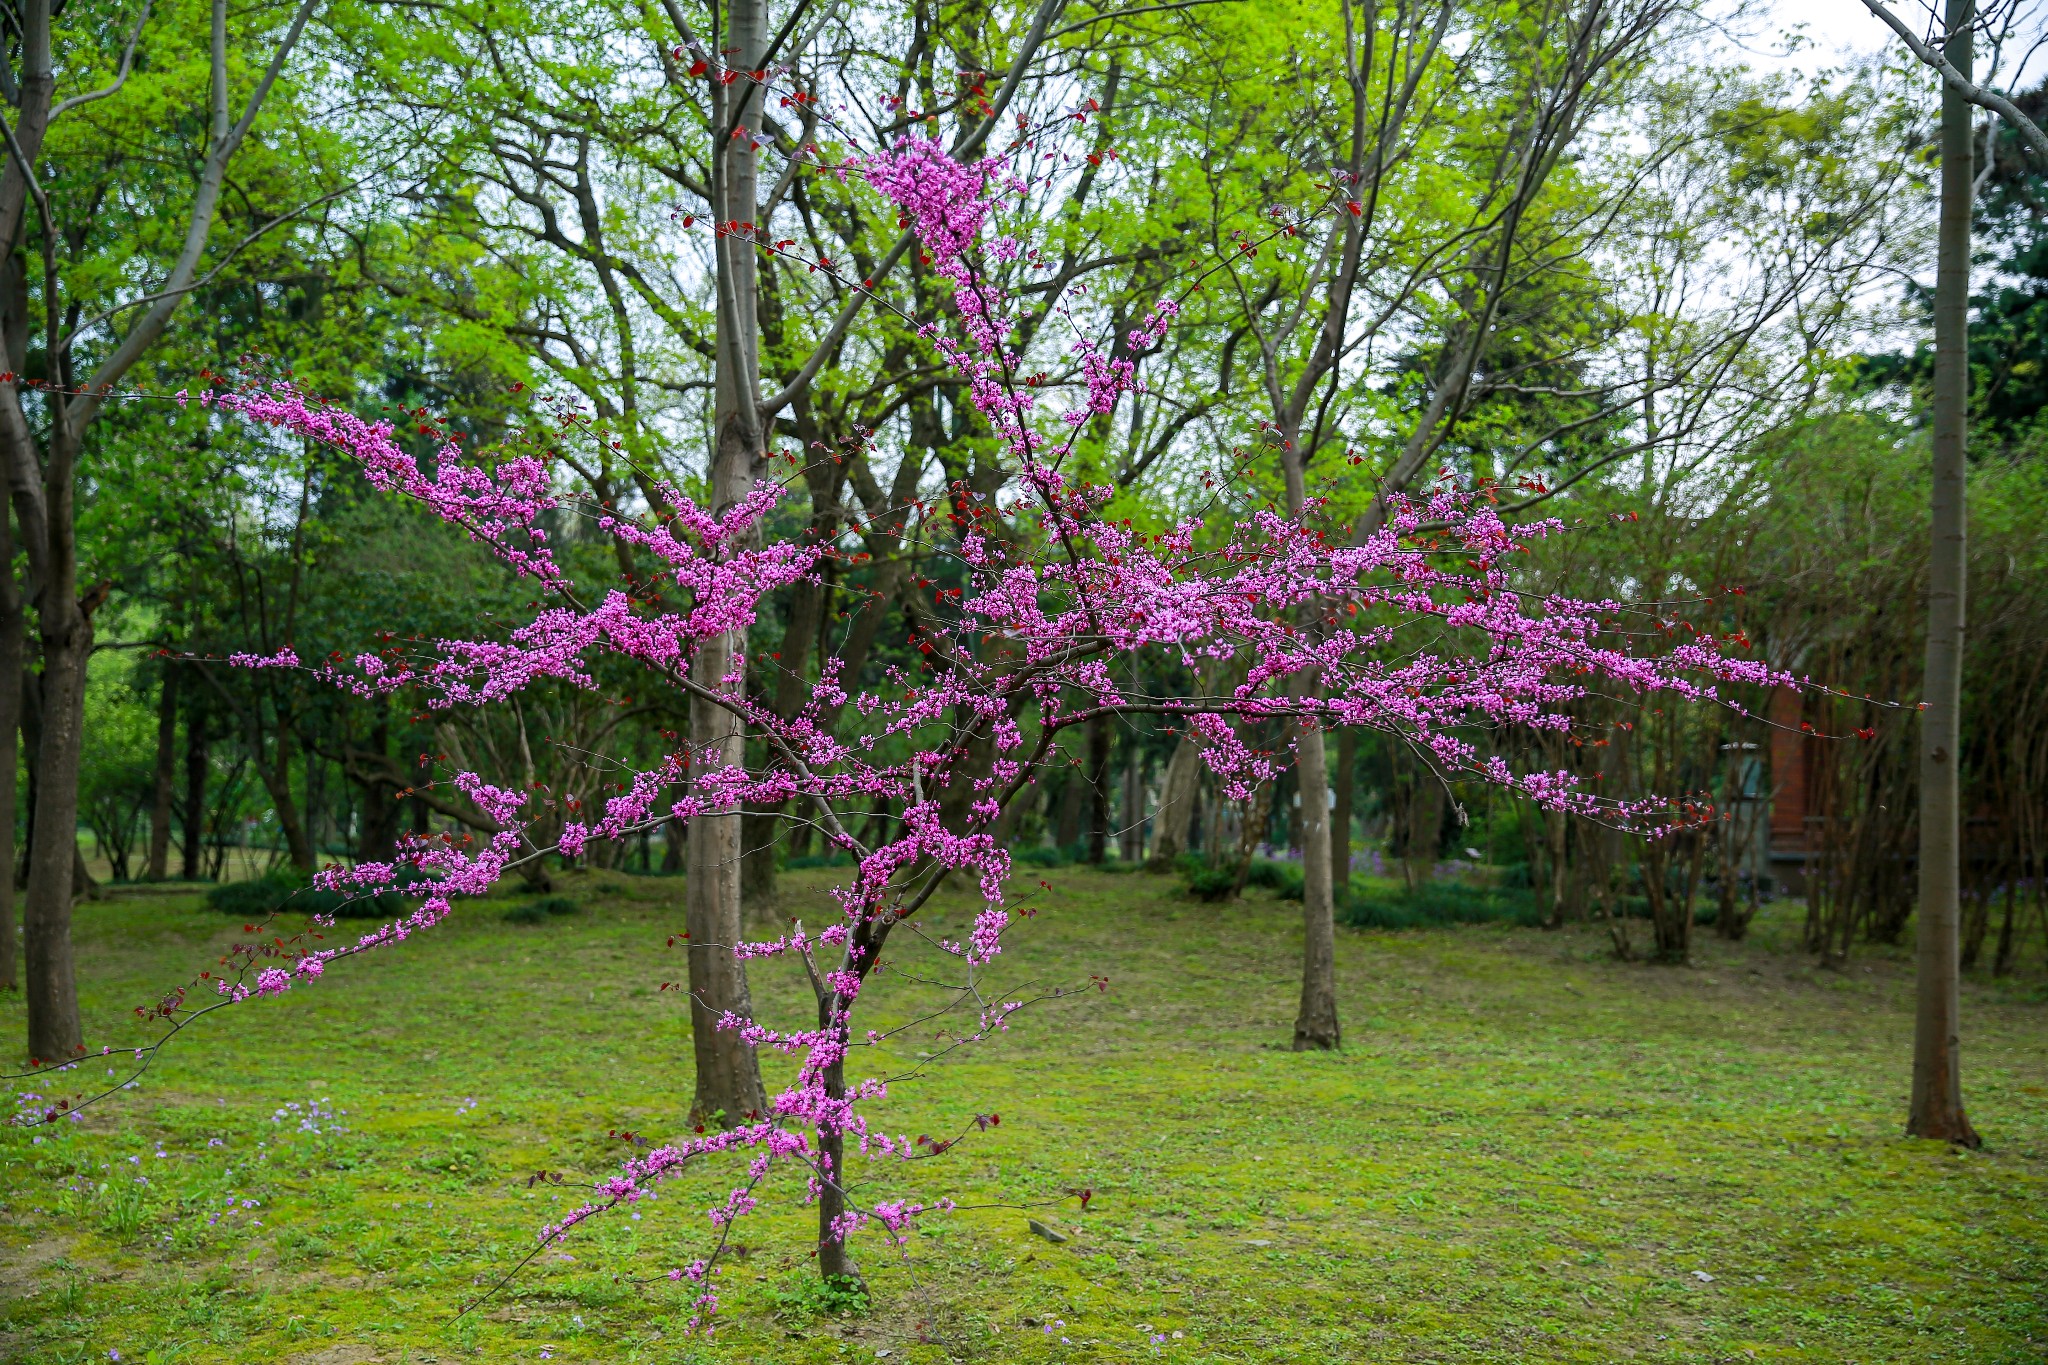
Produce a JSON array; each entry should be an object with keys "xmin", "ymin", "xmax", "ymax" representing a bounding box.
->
[
  {"xmin": 49, "ymin": 0, "xmax": 152, "ymax": 123},
  {"xmin": 57, "ymin": 180, "xmax": 359, "ymax": 356},
  {"xmin": 1860, "ymin": 0, "xmax": 2048, "ymax": 160}
]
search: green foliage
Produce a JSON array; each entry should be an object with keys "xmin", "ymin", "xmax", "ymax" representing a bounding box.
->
[
  {"xmin": 1246, "ymin": 858, "xmax": 1305, "ymax": 900},
  {"xmin": 759, "ymin": 1270, "xmax": 871, "ymax": 1320},
  {"xmin": 1341, "ymin": 880, "xmax": 1542, "ymax": 930},
  {"xmin": 1015, "ymin": 845, "xmax": 1075, "ymax": 868},
  {"xmin": 1180, "ymin": 859, "xmax": 1236, "ymax": 902},
  {"xmin": 79, "ymin": 652, "xmax": 160, "ymax": 880},
  {"xmin": 502, "ymin": 895, "xmax": 580, "ymax": 924}
]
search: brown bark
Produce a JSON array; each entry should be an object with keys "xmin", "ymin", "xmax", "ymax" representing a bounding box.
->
[
  {"xmin": 6, "ymin": 0, "xmax": 314, "ymax": 1059},
  {"xmin": 1054, "ymin": 765, "xmax": 1084, "ymax": 851},
  {"xmin": 0, "ymin": 519, "xmax": 18, "ymax": 990},
  {"xmin": 145, "ymin": 664, "xmax": 177, "ymax": 879},
  {"xmin": 1082, "ymin": 713, "xmax": 1111, "ymax": 863},
  {"xmin": 814, "ymin": 1002, "xmax": 859, "ymax": 1288},
  {"xmin": 740, "ymin": 807, "xmax": 777, "ymax": 905},
  {"xmin": 23, "ymin": 573, "xmax": 88, "ymax": 1061},
  {"xmin": 1908, "ymin": 0, "xmax": 1981, "ymax": 1147},
  {"xmin": 256, "ymin": 714, "xmax": 315, "ymax": 873},
  {"xmin": 1231, "ymin": 775, "xmax": 1276, "ymax": 898},
  {"xmin": 182, "ymin": 701, "xmax": 207, "ymax": 880}
]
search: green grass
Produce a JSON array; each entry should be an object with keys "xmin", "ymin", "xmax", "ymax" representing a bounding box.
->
[{"xmin": 1, "ymin": 868, "xmax": 2045, "ymax": 1362}]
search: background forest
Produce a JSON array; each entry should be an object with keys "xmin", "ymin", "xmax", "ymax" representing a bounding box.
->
[
  {"xmin": 34, "ymin": 0, "xmax": 2047, "ymax": 975},
  {"xmin": 0, "ymin": 0, "xmax": 2045, "ymax": 1361}
]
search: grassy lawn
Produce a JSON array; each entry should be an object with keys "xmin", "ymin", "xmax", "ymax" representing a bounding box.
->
[{"xmin": 1, "ymin": 866, "xmax": 2044, "ymax": 1363}]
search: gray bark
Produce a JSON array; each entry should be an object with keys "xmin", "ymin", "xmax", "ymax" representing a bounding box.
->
[
  {"xmin": 1147, "ymin": 729, "xmax": 1204, "ymax": 868},
  {"xmin": 686, "ymin": 0, "xmax": 769, "ymax": 1128},
  {"xmin": 1907, "ymin": 0, "xmax": 1980, "ymax": 1147},
  {"xmin": 1292, "ymin": 721, "xmax": 1340, "ymax": 1050}
]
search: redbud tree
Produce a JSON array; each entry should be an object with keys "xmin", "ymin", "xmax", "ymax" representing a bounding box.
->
[{"xmin": 11, "ymin": 134, "xmax": 1788, "ymax": 1323}]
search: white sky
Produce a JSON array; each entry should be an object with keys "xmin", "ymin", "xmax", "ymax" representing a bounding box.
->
[{"xmin": 1755, "ymin": 0, "xmax": 2048, "ymax": 88}]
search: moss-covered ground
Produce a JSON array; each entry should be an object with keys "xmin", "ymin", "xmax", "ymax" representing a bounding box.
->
[{"xmin": 1, "ymin": 867, "xmax": 2044, "ymax": 1363}]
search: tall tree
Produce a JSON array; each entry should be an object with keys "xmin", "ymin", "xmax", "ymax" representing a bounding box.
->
[
  {"xmin": 1907, "ymin": 0, "xmax": 1980, "ymax": 1147},
  {"xmin": 2, "ymin": 0, "xmax": 319, "ymax": 1061}
]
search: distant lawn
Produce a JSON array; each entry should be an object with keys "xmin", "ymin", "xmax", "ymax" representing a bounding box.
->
[{"xmin": 1, "ymin": 867, "xmax": 2044, "ymax": 1363}]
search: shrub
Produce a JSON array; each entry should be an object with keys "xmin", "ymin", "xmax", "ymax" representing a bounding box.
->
[
  {"xmin": 785, "ymin": 852, "xmax": 852, "ymax": 870},
  {"xmin": 206, "ymin": 870, "xmax": 399, "ymax": 921},
  {"xmin": 504, "ymin": 895, "xmax": 579, "ymax": 925},
  {"xmin": 1174, "ymin": 855, "xmax": 1304, "ymax": 902},
  {"xmin": 1015, "ymin": 845, "xmax": 1069, "ymax": 868},
  {"xmin": 1246, "ymin": 858, "xmax": 1305, "ymax": 900},
  {"xmin": 1182, "ymin": 863, "xmax": 1237, "ymax": 902},
  {"xmin": 1340, "ymin": 879, "xmax": 1541, "ymax": 930}
]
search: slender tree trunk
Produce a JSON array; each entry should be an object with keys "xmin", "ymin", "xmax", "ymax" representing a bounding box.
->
[
  {"xmin": 1119, "ymin": 753, "xmax": 1145, "ymax": 862},
  {"xmin": 1147, "ymin": 731, "xmax": 1203, "ymax": 868},
  {"xmin": 1083, "ymin": 713, "xmax": 1111, "ymax": 864},
  {"xmin": 1330, "ymin": 726, "xmax": 1355, "ymax": 904},
  {"xmin": 0, "ymin": 528, "xmax": 18, "ymax": 991},
  {"xmin": 1054, "ymin": 767, "xmax": 1083, "ymax": 850},
  {"xmin": 146, "ymin": 665, "xmax": 177, "ymax": 880},
  {"xmin": 182, "ymin": 703, "xmax": 207, "ymax": 881},
  {"xmin": 815, "ymin": 998, "xmax": 859, "ymax": 1287},
  {"xmin": 1293, "ymin": 721, "xmax": 1340, "ymax": 1051},
  {"xmin": 19, "ymin": 662, "xmax": 38, "ymax": 891},
  {"xmin": 1909, "ymin": 0, "xmax": 1981, "ymax": 1147},
  {"xmin": 255, "ymin": 716, "xmax": 315, "ymax": 873},
  {"xmin": 740, "ymin": 807, "xmax": 776, "ymax": 904},
  {"xmin": 23, "ymin": 594, "xmax": 88, "ymax": 1062},
  {"xmin": 1231, "ymin": 775, "xmax": 1276, "ymax": 897}
]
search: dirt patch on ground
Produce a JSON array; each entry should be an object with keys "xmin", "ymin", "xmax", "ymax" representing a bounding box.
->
[{"xmin": 282, "ymin": 1346, "xmax": 391, "ymax": 1364}]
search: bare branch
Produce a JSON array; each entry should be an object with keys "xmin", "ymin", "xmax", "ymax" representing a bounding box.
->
[
  {"xmin": 49, "ymin": 0, "xmax": 151, "ymax": 123},
  {"xmin": 1860, "ymin": 0, "xmax": 2048, "ymax": 161}
]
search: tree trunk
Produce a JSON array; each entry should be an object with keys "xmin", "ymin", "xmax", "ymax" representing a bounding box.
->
[
  {"xmin": 1293, "ymin": 722, "xmax": 1340, "ymax": 1051},
  {"xmin": 1147, "ymin": 730, "xmax": 1204, "ymax": 868},
  {"xmin": 1908, "ymin": 0, "xmax": 1981, "ymax": 1148},
  {"xmin": 1330, "ymin": 726, "xmax": 1355, "ymax": 903},
  {"xmin": 814, "ymin": 1000, "xmax": 861, "ymax": 1288},
  {"xmin": 683, "ymin": 0, "xmax": 769, "ymax": 1128},
  {"xmin": 23, "ymin": 596, "xmax": 89, "ymax": 1062},
  {"xmin": 250, "ymin": 716, "xmax": 315, "ymax": 874},
  {"xmin": 1118, "ymin": 753, "xmax": 1145, "ymax": 862},
  {"xmin": 741, "ymin": 808, "xmax": 777, "ymax": 904},
  {"xmin": 1231, "ymin": 776, "xmax": 1276, "ymax": 897},
  {"xmin": 1083, "ymin": 713, "xmax": 1111, "ymax": 864},
  {"xmin": 182, "ymin": 703, "xmax": 208, "ymax": 881},
  {"xmin": 0, "ymin": 534, "xmax": 18, "ymax": 991},
  {"xmin": 19, "ymin": 661, "xmax": 38, "ymax": 892},
  {"xmin": 686, "ymin": 624, "xmax": 768, "ymax": 1127},
  {"xmin": 1054, "ymin": 767, "xmax": 1083, "ymax": 851},
  {"xmin": 146, "ymin": 665, "xmax": 177, "ymax": 879}
]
